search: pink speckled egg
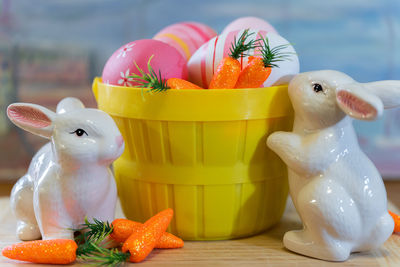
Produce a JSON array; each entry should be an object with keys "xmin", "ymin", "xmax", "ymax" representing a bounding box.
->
[
  {"xmin": 153, "ymin": 21, "xmax": 217, "ymax": 61},
  {"xmin": 222, "ymin": 16, "xmax": 277, "ymax": 34},
  {"xmin": 187, "ymin": 29, "xmax": 299, "ymax": 88},
  {"xmin": 102, "ymin": 39, "xmax": 187, "ymax": 87}
]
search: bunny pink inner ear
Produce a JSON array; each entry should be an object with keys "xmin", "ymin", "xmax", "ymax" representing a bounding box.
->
[
  {"xmin": 336, "ymin": 90, "xmax": 377, "ymax": 120},
  {"xmin": 7, "ymin": 106, "xmax": 52, "ymax": 128}
]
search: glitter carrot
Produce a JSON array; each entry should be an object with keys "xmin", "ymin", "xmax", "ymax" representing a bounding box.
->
[
  {"xmin": 235, "ymin": 37, "xmax": 292, "ymax": 88},
  {"xmin": 167, "ymin": 78, "xmax": 203, "ymax": 89},
  {"xmin": 77, "ymin": 209, "xmax": 175, "ymax": 264},
  {"xmin": 111, "ymin": 218, "xmax": 183, "ymax": 248},
  {"xmin": 76, "ymin": 217, "xmax": 183, "ymax": 248},
  {"xmin": 122, "ymin": 209, "xmax": 174, "ymax": 263},
  {"xmin": 128, "ymin": 56, "xmax": 203, "ymax": 92},
  {"xmin": 208, "ymin": 29, "xmax": 257, "ymax": 89},
  {"xmin": 2, "ymin": 239, "xmax": 78, "ymax": 265},
  {"xmin": 110, "ymin": 218, "xmax": 141, "ymax": 243},
  {"xmin": 389, "ymin": 210, "xmax": 400, "ymax": 233}
]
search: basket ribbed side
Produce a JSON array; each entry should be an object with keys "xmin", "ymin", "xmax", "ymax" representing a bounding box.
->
[
  {"xmin": 112, "ymin": 115, "xmax": 292, "ymax": 240},
  {"xmin": 115, "ymin": 173, "xmax": 288, "ymax": 240},
  {"xmin": 112, "ymin": 117, "xmax": 291, "ymax": 167}
]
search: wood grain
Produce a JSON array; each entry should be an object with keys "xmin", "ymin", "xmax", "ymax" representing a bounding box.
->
[{"xmin": 0, "ymin": 190, "xmax": 400, "ymax": 266}]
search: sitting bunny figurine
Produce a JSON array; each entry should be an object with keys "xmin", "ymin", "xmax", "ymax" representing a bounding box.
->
[
  {"xmin": 7, "ymin": 97, "xmax": 124, "ymax": 240},
  {"xmin": 267, "ymin": 70, "xmax": 400, "ymax": 261}
]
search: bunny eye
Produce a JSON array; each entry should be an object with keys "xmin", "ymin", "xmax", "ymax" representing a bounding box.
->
[
  {"xmin": 70, "ymin": 128, "xmax": 88, "ymax": 137},
  {"xmin": 313, "ymin": 83, "xmax": 324, "ymax": 93}
]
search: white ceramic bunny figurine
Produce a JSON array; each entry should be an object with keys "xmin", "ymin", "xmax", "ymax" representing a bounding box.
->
[
  {"xmin": 7, "ymin": 97, "xmax": 124, "ymax": 241},
  {"xmin": 267, "ymin": 70, "xmax": 400, "ymax": 261}
]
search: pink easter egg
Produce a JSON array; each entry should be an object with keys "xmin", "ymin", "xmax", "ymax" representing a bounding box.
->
[
  {"xmin": 102, "ymin": 39, "xmax": 187, "ymax": 87},
  {"xmin": 153, "ymin": 21, "xmax": 217, "ymax": 61},
  {"xmin": 187, "ymin": 29, "xmax": 299, "ymax": 88},
  {"xmin": 222, "ymin": 16, "xmax": 277, "ymax": 34}
]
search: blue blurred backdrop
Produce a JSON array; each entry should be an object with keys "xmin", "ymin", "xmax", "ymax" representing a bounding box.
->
[{"xmin": 1, "ymin": 0, "xmax": 400, "ymax": 178}]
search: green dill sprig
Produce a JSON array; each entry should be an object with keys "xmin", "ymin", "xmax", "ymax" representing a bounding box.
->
[
  {"xmin": 73, "ymin": 216, "xmax": 113, "ymax": 243},
  {"xmin": 77, "ymin": 242, "xmax": 129, "ymax": 266},
  {"xmin": 74, "ymin": 217, "xmax": 113, "ymax": 257},
  {"xmin": 128, "ymin": 55, "xmax": 170, "ymax": 94},
  {"xmin": 229, "ymin": 29, "xmax": 258, "ymax": 59},
  {"xmin": 259, "ymin": 37, "xmax": 294, "ymax": 68},
  {"xmin": 74, "ymin": 217, "xmax": 129, "ymax": 266},
  {"xmin": 75, "ymin": 233, "xmax": 105, "ymax": 258}
]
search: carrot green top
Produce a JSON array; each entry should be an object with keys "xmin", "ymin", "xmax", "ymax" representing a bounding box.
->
[
  {"xmin": 259, "ymin": 37, "xmax": 293, "ymax": 68},
  {"xmin": 229, "ymin": 29, "xmax": 258, "ymax": 60},
  {"xmin": 129, "ymin": 55, "xmax": 170, "ymax": 93}
]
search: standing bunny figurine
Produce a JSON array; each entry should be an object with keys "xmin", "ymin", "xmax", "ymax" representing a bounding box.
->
[
  {"xmin": 267, "ymin": 70, "xmax": 400, "ymax": 261},
  {"xmin": 7, "ymin": 97, "xmax": 124, "ymax": 241}
]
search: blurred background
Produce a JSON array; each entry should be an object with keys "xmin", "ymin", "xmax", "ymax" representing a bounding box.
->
[{"xmin": 0, "ymin": 0, "xmax": 399, "ymax": 181}]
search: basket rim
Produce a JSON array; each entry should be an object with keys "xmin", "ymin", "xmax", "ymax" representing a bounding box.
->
[
  {"xmin": 92, "ymin": 77, "xmax": 293, "ymax": 121},
  {"xmin": 94, "ymin": 77, "xmax": 288, "ymax": 93}
]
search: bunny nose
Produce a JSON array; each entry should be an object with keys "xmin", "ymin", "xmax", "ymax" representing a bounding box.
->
[{"xmin": 116, "ymin": 135, "xmax": 124, "ymax": 147}]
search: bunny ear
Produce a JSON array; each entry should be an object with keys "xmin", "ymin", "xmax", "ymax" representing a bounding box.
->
[
  {"xmin": 7, "ymin": 103, "xmax": 55, "ymax": 139},
  {"xmin": 363, "ymin": 80, "xmax": 400, "ymax": 109},
  {"xmin": 336, "ymin": 84, "xmax": 383, "ymax": 121}
]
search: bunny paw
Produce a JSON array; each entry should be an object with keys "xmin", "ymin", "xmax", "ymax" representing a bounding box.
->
[
  {"xmin": 16, "ymin": 221, "xmax": 41, "ymax": 241},
  {"xmin": 283, "ymin": 230, "xmax": 351, "ymax": 261}
]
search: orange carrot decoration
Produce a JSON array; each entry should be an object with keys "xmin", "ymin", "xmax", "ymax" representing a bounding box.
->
[
  {"xmin": 167, "ymin": 78, "xmax": 203, "ymax": 89},
  {"xmin": 128, "ymin": 56, "xmax": 203, "ymax": 92},
  {"xmin": 157, "ymin": 231, "xmax": 185, "ymax": 249},
  {"xmin": 235, "ymin": 37, "xmax": 292, "ymax": 89},
  {"xmin": 76, "ymin": 216, "xmax": 183, "ymax": 249},
  {"xmin": 389, "ymin": 210, "xmax": 400, "ymax": 233},
  {"xmin": 208, "ymin": 57, "xmax": 241, "ymax": 89},
  {"xmin": 3, "ymin": 212, "xmax": 179, "ymax": 266},
  {"xmin": 122, "ymin": 209, "xmax": 174, "ymax": 263},
  {"xmin": 209, "ymin": 29, "xmax": 257, "ymax": 89},
  {"xmin": 76, "ymin": 209, "xmax": 175, "ymax": 264},
  {"xmin": 110, "ymin": 218, "xmax": 183, "ymax": 248},
  {"xmin": 110, "ymin": 218, "xmax": 142, "ymax": 243},
  {"xmin": 2, "ymin": 239, "xmax": 77, "ymax": 265}
]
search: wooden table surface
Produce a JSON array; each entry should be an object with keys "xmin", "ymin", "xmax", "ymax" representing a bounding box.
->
[{"xmin": 1, "ymin": 182, "xmax": 400, "ymax": 266}]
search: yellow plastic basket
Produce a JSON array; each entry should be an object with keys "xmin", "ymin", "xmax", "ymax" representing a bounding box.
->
[{"xmin": 92, "ymin": 77, "xmax": 293, "ymax": 240}]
